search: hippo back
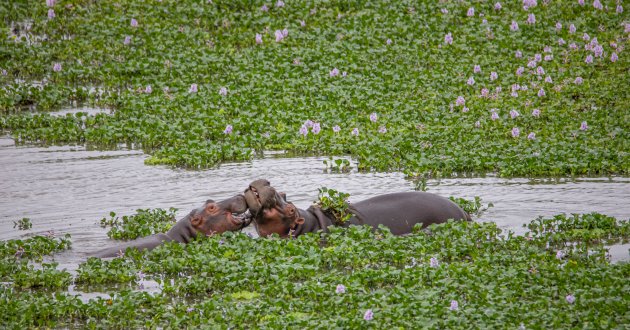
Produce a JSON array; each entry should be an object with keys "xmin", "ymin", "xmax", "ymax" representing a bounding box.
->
[{"xmin": 347, "ymin": 192, "xmax": 469, "ymax": 235}]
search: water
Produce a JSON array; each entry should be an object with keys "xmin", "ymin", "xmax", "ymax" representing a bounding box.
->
[{"xmin": 1, "ymin": 135, "xmax": 629, "ymax": 265}]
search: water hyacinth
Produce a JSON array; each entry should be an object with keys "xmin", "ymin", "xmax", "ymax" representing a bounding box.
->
[
  {"xmin": 527, "ymin": 14, "xmax": 536, "ymax": 25},
  {"xmin": 124, "ymin": 36, "xmax": 131, "ymax": 45},
  {"xmin": 462, "ymin": 106, "xmax": 469, "ymax": 113},
  {"xmin": 312, "ymin": 122, "xmax": 321, "ymax": 134},
  {"xmin": 585, "ymin": 55, "xmax": 593, "ymax": 64},
  {"xmin": 255, "ymin": 33, "xmax": 262, "ymax": 44},
  {"xmin": 566, "ymin": 294, "xmax": 576, "ymax": 304},
  {"xmin": 48, "ymin": 9, "xmax": 55, "ymax": 19},
  {"xmin": 430, "ymin": 257, "xmax": 439, "ymax": 268},
  {"xmin": 617, "ymin": 5, "xmax": 624, "ymax": 13},
  {"xmin": 490, "ymin": 71, "xmax": 498, "ymax": 81},
  {"xmin": 145, "ymin": 85, "xmax": 152, "ymax": 94},
  {"xmin": 46, "ymin": 0, "xmax": 55, "ymax": 6},
  {"xmin": 467, "ymin": 7, "xmax": 475, "ymax": 17},
  {"xmin": 556, "ymin": 250, "xmax": 564, "ymax": 259},
  {"xmin": 330, "ymin": 68, "xmax": 339, "ymax": 77},
  {"xmin": 378, "ymin": 126, "xmax": 387, "ymax": 133},
  {"xmin": 556, "ymin": 22, "xmax": 562, "ymax": 31},
  {"xmin": 592, "ymin": 0, "xmax": 602, "ymax": 10},
  {"xmin": 274, "ymin": 30, "xmax": 284, "ymax": 42},
  {"xmin": 189, "ymin": 84, "xmax": 198, "ymax": 93},
  {"xmin": 364, "ymin": 309, "xmax": 373, "ymax": 321},
  {"xmin": 455, "ymin": 96, "xmax": 465, "ymax": 106},
  {"xmin": 558, "ymin": 38, "xmax": 566, "ymax": 45},
  {"xmin": 569, "ymin": 24, "xmax": 576, "ymax": 33},
  {"xmin": 473, "ymin": 65, "xmax": 481, "ymax": 74},
  {"xmin": 512, "ymin": 127, "xmax": 520, "ymax": 138},
  {"xmin": 351, "ymin": 128, "xmax": 359, "ymax": 136},
  {"xmin": 275, "ymin": 0, "xmax": 284, "ymax": 8},
  {"xmin": 467, "ymin": 77, "xmax": 475, "ymax": 85},
  {"xmin": 494, "ymin": 2, "xmax": 502, "ymax": 10},
  {"xmin": 369, "ymin": 113, "xmax": 378, "ymax": 122},
  {"xmin": 580, "ymin": 121, "xmax": 588, "ymax": 131},
  {"xmin": 224, "ymin": 125, "xmax": 233, "ymax": 135},
  {"xmin": 450, "ymin": 300, "xmax": 459, "ymax": 311},
  {"xmin": 610, "ymin": 52, "xmax": 618, "ymax": 62},
  {"xmin": 336, "ymin": 284, "xmax": 346, "ymax": 294},
  {"xmin": 536, "ymin": 66, "xmax": 545, "ymax": 75},
  {"xmin": 545, "ymin": 76, "xmax": 553, "ymax": 83},
  {"xmin": 491, "ymin": 111, "xmax": 500, "ymax": 120},
  {"xmin": 186, "ymin": 307, "xmax": 195, "ymax": 313},
  {"xmin": 304, "ymin": 120, "xmax": 314, "ymax": 128},
  {"xmin": 538, "ymin": 88, "xmax": 545, "ymax": 97},
  {"xmin": 475, "ymin": 121, "xmax": 481, "ymax": 128},
  {"xmin": 131, "ymin": 18, "xmax": 138, "ymax": 27},
  {"xmin": 510, "ymin": 109, "xmax": 520, "ymax": 119},
  {"xmin": 574, "ymin": 77, "xmax": 584, "ymax": 84},
  {"xmin": 52, "ymin": 62, "xmax": 62, "ymax": 72},
  {"xmin": 527, "ymin": 132, "xmax": 536, "ymax": 140},
  {"xmin": 219, "ymin": 87, "xmax": 228, "ymax": 96},
  {"xmin": 481, "ymin": 88, "xmax": 489, "ymax": 97},
  {"xmin": 516, "ymin": 67, "xmax": 525, "ymax": 76},
  {"xmin": 299, "ymin": 125, "xmax": 308, "ymax": 136},
  {"xmin": 260, "ymin": 4, "xmax": 268, "ymax": 12},
  {"xmin": 386, "ymin": 38, "xmax": 392, "ymax": 45},
  {"xmin": 441, "ymin": 8, "xmax": 448, "ymax": 14},
  {"xmin": 515, "ymin": 50, "xmax": 523, "ymax": 58},
  {"xmin": 300, "ymin": 20, "xmax": 306, "ymax": 27},
  {"xmin": 332, "ymin": 125, "xmax": 341, "ymax": 133},
  {"xmin": 510, "ymin": 21, "xmax": 519, "ymax": 31},
  {"xmin": 444, "ymin": 32, "xmax": 453, "ymax": 45}
]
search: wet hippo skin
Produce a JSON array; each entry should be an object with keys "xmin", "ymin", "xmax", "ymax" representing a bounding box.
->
[
  {"xmin": 244, "ymin": 179, "xmax": 471, "ymax": 237},
  {"xmin": 92, "ymin": 195, "xmax": 251, "ymax": 257}
]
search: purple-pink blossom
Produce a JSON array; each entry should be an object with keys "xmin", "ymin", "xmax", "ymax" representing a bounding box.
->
[
  {"xmin": 224, "ymin": 125, "xmax": 233, "ymax": 134},
  {"xmin": 473, "ymin": 65, "xmax": 481, "ymax": 74},
  {"xmin": 260, "ymin": 4, "xmax": 268, "ymax": 11},
  {"xmin": 386, "ymin": 38, "xmax": 392, "ymax": 45},
  {"xmin": 556, "ymin": 22, "xmax": 562, "ymax": 31},
  {"xmin": 304, "ymin": 120, "xmax": 314, "ymax": 128},
  {"xmin": 475, "ymin": 121, "xmax": 481, "ymax": 128},
  {"xmin": 532, "ymin": 109, "xmax": 541, "ymax": 117},
  {"xmin": 527, "ymin": 132, "xmax": 536, "ymax": 140},
  {"xmin": 333, "ymin": 125, "xmax": 341, "ymax": 133},
  {"xmin": 580, "ymin": 121, "xmax": 588, "ymax": 130},
  {"xmin": 578, "ymin": 0, "xmax": 585, "ymax": 5},
  {"xmin": 545, "ymin": 76, "xmax": 553, "ymax": 83},
  {"xmin": 512, "ymin": 127, "xmax": 520, "ymax": 137},
  {"xmin": 444, "ymin": 32, "xmax": 453, "ymax": 45},
  {"xmin": 369, "ymin": 113, "xmax": 378, "ymax": 122},
  {"xmin": 544, "ymin": 55, "xmax": 553, "ymax": 61},
  {"xmin": 481, "ymin": 88, "xmax": 489, "ymax": 97},
  {"xmin": 455, "ymin": 96, "xmax": 465, "ymax": 106},
  {"xmin": 467, "ymin": 7, "xmax": 475, "ymax": 17},
  {"xmin": 255, "ymin": 33, "xmax": 262, "ymax": 44},
  {"xmin": 450, "ymin": 300, "xmax": 459, "ymax": 311},
  {"xmin": 124, "ymin": 36, "xmax": 131, "ymax": 45},
  {"xmin": 46, "ymin": 0, "xmax": 55, "ymax": 7},
  {"xmin": 299, "ymin": 125, "xmax": 308, "ymax": 136},
  {"xmin": 189, "ymin": 83, "xmax": 198, "ymax": 93},
  {"xmin": 556, "ymin": 250, "xmax": 564, "ymax": 259},
  {"xmin": 467, "ymin": 77, "xmax": 475, "ymax": 85},
  {"xmin": 558, "ymin": 38, "xmax": 566, "ymax": 45},
  {"xmin": 492, "ymin": 111, "xmax": 500, "ymax": 120},
  {"xmin": 617, "ymin": 5, "xmax": 624, "ymax": 13},
  {"xmin": 527, "ymin": 14, "xmax": 536, "ymax": 25},
  {"xmin": 430, "ymin": 257, "xmax": 439, "ymax": 267},
  {"xmin": 300, "ymin": 20, "xmax": 306, "ymax": 27},
  {"xmin": 145, "ymin": 85, "xmax": 152, "ymax": 94},
  {"xmin": 516, "ymin": 67, "xmax": 525, "ymax": 76},
  {"xmin": 378, "ymin": 126, "xmax": 387, "ymax": 133},
  {"xmin": 352, "ymin": 128, "xmax": 359, "ymax": 136},
  {"xmin": 276, "ymin": 0, "xmax": 284, "ymax": 8},
  {"xmin": 494, "ymin": 3, "xmax": 502, "ymax": 10},
  {"xmin": 536, "ymin": 66, "xmax": 545, "ymax": 75},
  {"xmin": 538, "ymin": 88, "xmax": 545, "ymax": 97},
  {"xmin": 593, "ymin": 0, "xmax": 603, "ymax": 10},
  {"xmin": 364, "ymin": 309, "xmax": 373, "ymax": 321},
  {"xmin": 611, "ymin": 52, "xmax": 618, "ymax": 62},
  {"xmin": 48, "ymin": 9, "xmax": 55, "ymax": 19},
  {"xmin": 510, "ymin": 109, "xmax": 520, "ymax": 119},
  {"xmin": 574, "ymin": 77, "xmax": 584, "ymax": 84},
  {"xmin": 510, "ymin": 21, "xmax": 519, "ymax": 31},
  {"xmin": 219, "ymin": 87, "xmax": 228, "ymax": 96},
  {"xmin": 566, "ymin": 294, "xmax": 576, "ymax": 304},
  {"xmin": 330, "ymin": 68, "xmax": 339, "ymax": 77},
  {"xmin": 569, "ymin": 24, "xmax": 576, "ymax": 34},
  {"xmin": 585, "ymin": 55, "xmax": 593, "ymax": 64},
  {"xmin": 53, "ymin": 62, "xmax": 62, "ymax": 72},
  {"xmin": 462, "ymin": 106, "xmax": 469, "ymax": 113},
  {"xmin": 274, "ymin": 30, "xmax": 284, "ymax": 42},
  {"xmin": 490, "ymin": 71, "xmax": 498, "ymax": 81},
  {"xmin": 336, "ymin": 284, "xmax": 346, "ymax": 294},
  {"xmin": 131, "ymin": 18, "xmax": 138, "ymax": 27},
  {"xmin": 515, "ymin": 50, "xmax": 523, "ymax": 58},
  {"xmin": 312, "ymin": 122, "xmax": 321, "ymax": 134}
]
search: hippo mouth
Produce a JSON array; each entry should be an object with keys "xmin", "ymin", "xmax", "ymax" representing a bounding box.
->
[{"xmin": 230, "ymin": 210, "xmax": 253, "ymax": 230}]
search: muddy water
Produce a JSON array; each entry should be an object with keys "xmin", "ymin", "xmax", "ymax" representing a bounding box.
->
[{"xmin": 1, "ymin": 135, "xmax": 629, "ymax": 265}]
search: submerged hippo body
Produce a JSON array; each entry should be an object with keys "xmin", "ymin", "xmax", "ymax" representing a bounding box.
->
[
  {"xmin": 244, "ymin": 179, "xmax": 471, "ymax": 238},
  {"xmin": 93, "ymin": 195, "xmax": 251, "ymax": 257}
]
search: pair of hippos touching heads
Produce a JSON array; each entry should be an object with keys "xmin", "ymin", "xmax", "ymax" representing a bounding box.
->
[{"xmin": 94, "ymin": 179, "xmax": 471, "ymax": 258}]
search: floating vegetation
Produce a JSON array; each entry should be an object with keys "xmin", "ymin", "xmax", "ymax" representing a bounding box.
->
[{"xmin": 100, "ymin": 208, "xmax": 178, "ymax": 240}]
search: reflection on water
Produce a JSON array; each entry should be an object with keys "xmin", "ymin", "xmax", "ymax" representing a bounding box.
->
[{"xmin": 1, "ymin": 135, "xmax": 629, "ymax": 265}]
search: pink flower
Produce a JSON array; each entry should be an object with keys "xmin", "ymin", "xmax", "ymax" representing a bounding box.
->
[
  {"xmin": 580, "ymin": 121, "xmax": 588, "ymax": 130},
  {"xmin": 48, "ymin": 9, "xmax": 55, "ymax": 19},
  {"xmin": 569, "ymin": 43, "xmax": 578, "ymax": 50},
  {"xmin": 475, "ymin": 121, "xmax": 481, "ymax": 128},
  {"xmin": 574, "ymin": 77, "xmax": 584, "ymax": 84},
  {"xmin": 617, "ymin": 5, "xmax": 624, "ymax": 13},
  {"xmin": 304, "ymin": 120, "xmax": 314, "ymax": 128},
  {"xmin": 566, "ymin": 294, "xmax": 576, "ymax": 304},
  {"xmin": 274, "ymin": 30, "xmax": 283, "ymax": 42},
  {"xmin": 467, "ymin": 7, "xmax": 475, "ymax": 17},
  {"xmin": 510, "ymin": 109, "xmax": 520, "ymax": 119},
  {"xmin": 53, "ymin": 62, "xmax": 62, "ymax": 72},
  {"xmin": 593, "ymin": 45, "xmax": 603, "ymax": 58},
  {"xmin": 473, "ymin": 65, "xmax": 481, "ymax": 73},
  {"xmin": 455, "ymin": 96, "xmax": 465, "ymax": 106},
  {"xmin": 444, "ymin": 32, "xmax": 453, "ymax": 45},
  {"xmin": 300, "ymin": 20, "xmax": 306, "ymax": 27},
  {"xmin": 124, "ymin": 36, "xmax": 131, "ymax": 45},
  {"xmin": 527, "ymin": 60, "xmax": 537, "ymax": 68},
  {"xmin": 494, "ymin": 3, "xmax": 502, "ymax": 10},
  {"xmin": 255, "ymin": 33, "xmax": 262, "ymax": 44},
  {"xmin": 351, "ymin": 128, "xmax": 359, "ymax": 136},
  {"xmin": 282, "ymin": 29, "xmax": 288, "ymax": 38},
  {"xmin": 462, "ymin": 106, "xmax": 469, "ymax": 113},
  {"xmin": 145, "ymin": 85, "xmax": 152, "ymax": 94},
  {"xmin": 558, "ymin": 38, "xmax": 566, "ymax": 45},
  {"xmin": 131, "ymin": 18, "xmax": 138, "ymax": 27},
  {"xmin": 481, "ymin": 88, "xmax": 489, "ymax": 97},
  {"xmin": 312, "ymin": 122, "xmax": 321, "ymax": 134},
  {"xmin": 538, "ymin": 88, "xmax": 545, "ymax": 97},
  {"xmin": 545, "ymin": 76, "xmax": 552, "ymax": 83},
  {"xmin": 299, "ymin": 125, "xmax": 308, "ymax": 136},
  {"xmin": 189, "ymin": 83, "xmax": 198, "ymax": 93},
  {"xmin": 578, "ymin": 0, "xmax": 585, "ymax": 5},
  {"xmin": 430, "ymin": 257, "xmax": 439, "ymax": 267},
  {"xmin": 512, "ymin": 127, "xmax": 520, "ymax": 137},
  {"xmin": 556, "ymin": 22, "xmax": 562, "ymax": 31},
  {"xmin": 467, "ymin": 77, "xmax": 475, "ymax": 85},
  {"xmin": 363, "ymin": 309, "xmax": 373, "ymax": 321},
  {"xmin": 490, "ymin": 71, "xmax": 498, "ymax": 81},
  {"xmin": 440, "ymin": 8, "xmax": 448, "ymax": 14},
  {"xmin": 491, "ymin": 111, "xmax": 499, "ymax": 120},
  {"xmin": 369, "ymin": 113, "xmax": 378, "ymax": 122},
  {"xmin": 342, "ymin": 71, "xmax": 347, "ymax": 77},
  {"xmin": 224, "ymin": 125, "xmax": 233, "ymax": 134},
  {"xmin": 523, "ymin": 0, "xmax": 537, "ymax": 8},
  {"xmin": 527, "ymin": 14, "xmax": 536, "ymax": 25},
  {"xmin": 527, "ymin": 132, "xmax": 536, "ymax": 140},
  {"xmin": 336, "ymin": 284, "xmax": 346, "ymax": 294},
  {"xmin": 536, "ymin": 66, "xmax": 545, "ymax": 75},
  {"xmin": 275, "ymin": 0, "xmax": 284, "ymax": 8},
  {"xmin": 585, "ymin": 55, "xmax": 593, "ymax": 64},
  {"xmin": 593, "ymin": 0, "xmax": 603, "ymax": 10},
  {"xmin": 624, "ymin": 23, "xmax": 630, "ymax": 33},
  {"xmin": 556, "ymin": 250, "xmax": 564, "ymax": 259},
  {"xmin": 534, "ymin": 53, "xmax": 542, "ymax": 62},
  {"xmin": 386, "ymin": 38, "xmax": 392, "ymax": 45},
  {"xmin": 219, "ymin": 87, "xmax": 228, "ymax": 96},
  {"xmin": 516, "ymin": 67, "xmax": 525, "ymax": 76},
  {"xmin": 260, "ymin": 4, "xmax": 268, "ymax": 11},
  {"xmin": 569, "ymin": 24, "xmax": 576, "ymax": 34},
  {"xmin": 378, "ymin": 126, "xmax": 387, "ymax": 133},
  {"xmin": 583, "ymin": 33, "xmax": 590, "ymax": 41},
  {"xmin": 46, "ymin": 0, "xmax": 55, "ymax": 7},
  {"xmin": 515, "ymin": 50, "xmax": 523, "ymax": 58},
  {"xmin": 544, "ymin": 55, "xmax": 553, "ymax": 61},
  {"xmin": 450, "ymin": 300, "xmax": 459, "ymax": 311},
  {"xmin": 330, "ymin": 68, "xmax": 339, "ymax": 77},
  {"xmin": 510, "ymin": 21, "xmax": 519, "ymax": 31},
  {"xmin": 333, "ymin": 125, "xmax": 341, "ymax": 133},
  {"xmin": 611, "ymin": 52, "xmax": 618, "ymax": 62}
]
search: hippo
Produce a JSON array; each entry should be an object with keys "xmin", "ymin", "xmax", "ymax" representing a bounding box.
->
[
  {"xmin": 92, "ymin": 195, "xmax": 252, "ymax": 257},
  {"xmin": 243, "ymin": 179, "xmax": 471, "ymax": 238}
]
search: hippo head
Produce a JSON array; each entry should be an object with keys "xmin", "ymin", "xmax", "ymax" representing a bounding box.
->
[
  {"xmin": 188, "ymin": 195, "xmax": 252, "ymax": 236},
  {"xmin": 243, "ymin": 179, "xmax": 302, "ymax": 238}
]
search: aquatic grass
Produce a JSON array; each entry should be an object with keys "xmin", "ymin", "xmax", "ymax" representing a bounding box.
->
[{"xmin": 100, "ymin": 208, "xmax": 177, "ymax": 240}]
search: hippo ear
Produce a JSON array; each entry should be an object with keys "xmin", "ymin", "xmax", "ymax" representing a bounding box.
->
[
  {"xmin": 205, "ymin": 199, "xmax": 215, "ymax": 204},
  {"xmin": 279, "ymin": 192, "xmax": 287, "ymax": 202},
  {"xmin": 294, "ymin": 217, "xmax": 305, "ymax": 226}
]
